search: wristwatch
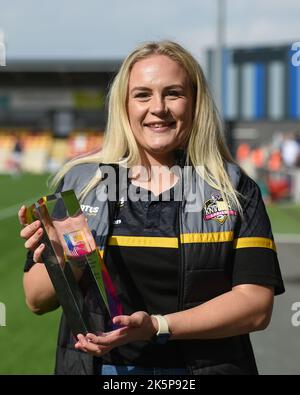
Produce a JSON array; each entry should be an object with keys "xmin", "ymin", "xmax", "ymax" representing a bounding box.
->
[{"xmin": 151, "ymin": 315, "xmax": 171, "ymax": 344}]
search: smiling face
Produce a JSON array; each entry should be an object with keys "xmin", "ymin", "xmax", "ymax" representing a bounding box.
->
[{"xmin": 127, "ymin": 55, "xmax": 194, "ymax": 165}]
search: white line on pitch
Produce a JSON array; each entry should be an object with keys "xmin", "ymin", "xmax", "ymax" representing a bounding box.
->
[{"xmin": 0, "ymin": 198, "xmax": 36, "ymax": 221}]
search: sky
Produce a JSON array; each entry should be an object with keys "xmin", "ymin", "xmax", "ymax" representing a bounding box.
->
[{"xmin": 0, "ymin": 0, "xmax": 299, "ymax": 63}]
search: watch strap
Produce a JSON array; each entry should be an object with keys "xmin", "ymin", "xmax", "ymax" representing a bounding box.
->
[{"xmin": 151, "ymin": 314, "xmax": 170, "ymax": 336}]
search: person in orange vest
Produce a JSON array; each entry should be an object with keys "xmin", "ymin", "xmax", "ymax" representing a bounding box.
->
[
  {"xmin": 236, "ymin": 142, "xmax": 250, "ymax": 162},
  {"xmin": 251, "ymin": 147, "xmax": 264, "ymax": 169},
  {"xmin": 268, "ymin": 149, "xmax": 282, "ymax": 173},
  {"xmin": 267, "ymin": 149, "xmax": 290, "ymax": 201}
]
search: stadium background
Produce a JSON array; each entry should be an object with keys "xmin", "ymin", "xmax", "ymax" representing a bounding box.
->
[{"xmin": 0, "ymin": 40, "xmax": 300, "ymax": 374}]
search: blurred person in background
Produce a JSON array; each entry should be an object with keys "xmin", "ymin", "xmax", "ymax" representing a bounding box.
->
[
  {"xmin": 18, "ymin": 41, "xmax": 284, "ymax": 376},
  {"xmin": 295, "ymin": 132, "xmax": 300, "ymax": 166},
  {"xmin": 235, "ymin": 142, "xmax": 257, "ymax": 181},
  {"xmin": 8, "ymin": 134, "xmax": 23, "ymax": 176},
  {"xmin": 280, "ymin": 131, "xmax": 300, "ymax": 203},
  {"xmin": 281, "ymin": 133, "xmax": 299, "ymax": 168}
]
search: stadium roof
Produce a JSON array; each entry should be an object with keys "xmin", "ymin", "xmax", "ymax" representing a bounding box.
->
[
  {"xmin": 0, "ymin": 59, "xmax": 122, "ymax": 72},
  {"xmin": 0, "ymin": 59, "xmax": 123, "ymax": 87}
]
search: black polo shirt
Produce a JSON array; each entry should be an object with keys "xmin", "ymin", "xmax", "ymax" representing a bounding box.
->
[{"xmin": 102, "ymin": 181, "xmax": 185, "ymax": 367}]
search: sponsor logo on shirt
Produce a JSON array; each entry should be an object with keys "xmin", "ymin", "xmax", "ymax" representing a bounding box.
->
[
  {"xmin": 113, "ymin": 197, "xmax": 125, "ymax": 224},
  {"xmin": 117, "ymin": 197, "xmax": 125, "ymax": 208},
  {"xmin": 81, "ymin": 204, "xmax": 99, "ymax": 216},
  {"xmin": 203, "ymin": 193, "xmax": 237, "ymax": 225}
]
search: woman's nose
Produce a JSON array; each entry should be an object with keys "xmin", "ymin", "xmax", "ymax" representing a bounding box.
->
[{"xmin": 150, "ymin": 94, "xmax": 167, "ymax": 115}]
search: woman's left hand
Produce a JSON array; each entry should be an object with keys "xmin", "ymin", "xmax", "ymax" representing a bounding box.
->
[{"xmin": 74, "ymin": 311, "xmax": 157, "ymax": 356}]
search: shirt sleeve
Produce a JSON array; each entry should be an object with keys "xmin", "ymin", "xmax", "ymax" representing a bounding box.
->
[
  {"xmin": 232, "ymin": 172, "xmax": 285, "ymax": 295},
  {"xmin": 23, "ymin": 180, "xmax": 64, "ymax": 273}
]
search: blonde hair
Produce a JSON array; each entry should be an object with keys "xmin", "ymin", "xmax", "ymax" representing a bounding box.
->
[{"xmin": 51, "ymin": 40, "xmax": 241, "ymax": 211}]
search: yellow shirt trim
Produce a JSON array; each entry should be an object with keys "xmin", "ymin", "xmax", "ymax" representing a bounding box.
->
[
  {"xmin": 108, "ymin": 232, "xmax": 235, "ymax": 248},
  {"xmin": 180, "ymin": 231, "xmax": 234, "ymax": 244},
  {"xmin": 108, "ymin": 235, "xmax": 178, "ymax": 248},
  {"xmin": 233, "ymin": 237, "xmax": 277, "ymax": 252},
  {"xmin": 105, "ymin": 234, "xmax": 276, "ymax": 251}
]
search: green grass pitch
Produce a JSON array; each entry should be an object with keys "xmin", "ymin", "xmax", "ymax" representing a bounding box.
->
[{"xmin": 0, "ymin": 173, "xmax": 60, "ymax": 374}]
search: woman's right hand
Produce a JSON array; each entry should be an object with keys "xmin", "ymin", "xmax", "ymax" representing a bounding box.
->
[{"xmin": 18, "ymin": 205, "xmax": 45, "ymax": 263}]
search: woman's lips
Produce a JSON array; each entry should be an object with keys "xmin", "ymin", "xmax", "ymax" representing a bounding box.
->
[{"xmin": 144, "ymin": 122, "xmax": 176, "ymax": 132}]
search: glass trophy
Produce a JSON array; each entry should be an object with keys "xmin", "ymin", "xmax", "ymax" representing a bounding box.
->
[{"xmin": 26, "ymin": 190, "xmax": 122, "ymax": 337}]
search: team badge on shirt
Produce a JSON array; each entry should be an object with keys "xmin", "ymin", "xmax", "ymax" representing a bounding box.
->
[{"xmin": 203, "ymin": 193, "xmax": 237, "ymax": 225}]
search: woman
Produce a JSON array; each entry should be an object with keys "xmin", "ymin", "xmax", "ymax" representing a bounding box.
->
[{"xmin": 19, "ymin": 41, "xmax": 284, "ymax": 375}]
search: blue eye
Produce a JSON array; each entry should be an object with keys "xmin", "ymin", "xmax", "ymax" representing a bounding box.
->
[
  {"xmin": 167, "ymin": 90, "xmax": 180, "ymax": 97},
  {"xmin": 134, "ymin": 92, "xmax": 150, "ymax": 98}
]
